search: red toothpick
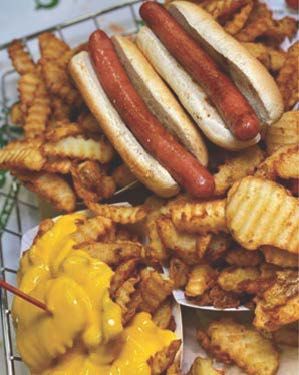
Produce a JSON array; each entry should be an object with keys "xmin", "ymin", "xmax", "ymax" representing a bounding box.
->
[{"xmin": 0, "ymin": 279, "xmax": 51, "ymax": 314}]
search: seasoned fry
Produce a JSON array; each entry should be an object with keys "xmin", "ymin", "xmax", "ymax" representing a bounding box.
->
[
  {"xmin": 217, "ymin": 266, "xmax": 260, "ymax": 293},
  {"xmin": 110, "ymin": 259, "xmax": 138, "ymax": 296},
  {"xmin": 185, "ymin": 264, "xmax": 217, "ymax": 297},
  {"xmin": 8, "ymin": 40, "xmax": 36, "ymax": 75},
  {"xmin": 171, "ymin": 199, "xmax": 227, "ymax": 235},
  {"xmin": 43, "ymin": 135, "xmax": 114, "ymax": 163},
  {"xmin": 17, "ymin": 171, "xmax": 76, "ymax": 212},
  {"xmin": 266, "ymin": 111, "xmax": 299, "ymax": 155},
  {"xmin": 147, "ymin": 339, "xmax": 181, "ymax": 375},
  {"xmin": 225, "ymin": 247, "xmax": 263, "ymax": 267},
  {"xmin": 88, "ymin": 203, "xmax": 147, "ymax": 224},
  {"xmin": 226, "ymin": 176, "xmax": 299, "ymax": 253},
  {"xmin": 224, "ymin": 1, "xmax": 253, "ymax": 35},
  {"xmin": 152, "ymin": 298, "xmax": 173, "ymax": 330},
  {"xmin": 139, "ymin": 268, "xmax": 174, "ymax": 313},
  {"xmin": 188, "ymin": 357, "xmax": 224, "ymax": 375},
  {"xmin": 197, "ymin": 319, "xmax": 279, "ymax": 375},
  {"xmin": 262, "ymin": 246, "xmax": 298, "ymax": 268},
  {"xmin": 39, "ymin": 32, "xmax": 70, "ymax": 61},
  {"xmin": 71, "ymin": 215, "xmax": 113, "ymax": 245},
  {"xmin": 10, "ymin": 102, "xmax": 24, "ymax": 125},
  {"xmin": 84, "ymin": 240, "xmax": 144, "ymax": 265},
  {"xmin": 112, "ymin": 164, "xmax": 136, "ymax": 188},
  {"xmin": 214, "ymin": 145, "xmax": 264, "ymax": 195}
]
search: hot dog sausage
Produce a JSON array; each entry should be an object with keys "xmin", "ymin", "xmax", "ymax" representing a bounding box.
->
[
  {"xmin": 139, "ymin": 1, "xmax": 261, "ymax": 141},
  {"xmin": 89, "ymin": 30, "xmax": 215, "ymax": 198}
]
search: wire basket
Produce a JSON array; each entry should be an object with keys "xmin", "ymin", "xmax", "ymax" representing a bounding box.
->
[{"xmin": 0, "ymin": 1, "xmax": 142, "ymax": 373}]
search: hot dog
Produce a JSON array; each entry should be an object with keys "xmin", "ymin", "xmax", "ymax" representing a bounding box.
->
[
  {"xmin": 88, "ymin": 30, "xmax": 214, "ymax": 198},
  {"xmin": 139, "ymin": 1, "xmax": 260, "ymax": 141}
]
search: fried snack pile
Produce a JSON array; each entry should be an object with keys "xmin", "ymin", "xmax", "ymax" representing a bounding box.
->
[
  {"xmin": 166, "ymin": 0, "xmax": 298, "ymax": 110},
  {"xmin": 14, "ymin": 208, "xmax": 181, "ymax": 374},
  {"xmin": 2, "ymin": 34, "xmax": 132, "ymax": 212}
]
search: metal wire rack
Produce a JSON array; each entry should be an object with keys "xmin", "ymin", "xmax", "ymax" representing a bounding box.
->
[{"xmin": 0, "ymin": 1, "xmax": 142, "ymax": 373}]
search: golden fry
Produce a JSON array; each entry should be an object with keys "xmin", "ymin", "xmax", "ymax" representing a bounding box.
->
[
  {"xmin": 88, "ymin": 203, "xmax": 147, "ymax": 224},
  {"xmin": 71, "ymin": 215, "xmax": 113, "ymax": 245},
  {"xmin": 262, "ymin": 246, "xmax": 298, "ymax": 268},
  {"xmin": 224, "ymin": 1, "xmax": 253, "ymax": 35},
  {"xmin": 45, "ymin": 122, "xmax": 83, "ymax": 142},
  {"xmin": 110, "ymin": 259, "xmax": 139, "ymax": 296},
  {"xmin": 112, "ymin": 164, "xmax": 136, "ymax": 188},
  {"xmin": 152, "ymin": 298, "xmax": 173, "ymax": 330},
  {"xmin": 226, "ymin": 176, "xmax": 299, "ymax": 253},
  {"xmin": 18, "ymin": 72, "xmax": 42, "ymax": 113},
  {"xmin": 114, "ymin": 276, "xmax": 139, "ymax": 320},
  {"xmin": 38, "ymin": 32, "xmax": 70, "ymax": 61},
  {"xmin": 185, "ymin": 264, "xmax": 217, "ymax": 297},
  {"xmin": 214, "ymin": 145, "xmax": 264, "ymax": 196},
  {"xmin": 10, "ymin": 102, "xmax": 24, "ymax": 125},
  {"xmin": 8, "ymin": 40, "xmax": 36, "ymax": 75},
  {"xmin": 147, "ymin": 339, "xmax": 181, "ymax": 375},
  {"xmin": 217, "ymin": 266, "xmax": 260, "ymax": 293},
  {"xmin": 169, "ymin": 257, "xmax": 190, "ymax": 289},
  {"xmin": 188, "ymin": 357, "xmax": 224, "ymax": 375},
  {"xmin": 42, "ymin": 157, "xmax": 72, "ymax": 174}
]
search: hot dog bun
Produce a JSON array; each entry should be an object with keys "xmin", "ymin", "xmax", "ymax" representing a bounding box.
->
[
  {"xmin": 69, "ymin": 51, "xmax": 180, "ymax": 198},
  {"xmin": 111, "ymin": 35, "xmax": 208, "ymax": 166}
]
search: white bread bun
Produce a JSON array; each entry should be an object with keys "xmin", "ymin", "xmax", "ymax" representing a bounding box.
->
[
  {"xmin": 69, "ymin": 51, "xmax": 179, "ymax": 198},
  {"xmin": 112, "ymin": 35, "xmax": 208, "ymax": 167},
  {"xmin": 136, "ymin": 26, "xmax": 260, "ymax": 150},
  {"xmin": 168, "ymin": 1, "xmax": 284, "ymax": 126}
]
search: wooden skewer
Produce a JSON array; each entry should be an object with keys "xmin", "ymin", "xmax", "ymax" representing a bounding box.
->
[{"xmin": 0, "ymin": 279, "xmax": 51, "ymax": 314}]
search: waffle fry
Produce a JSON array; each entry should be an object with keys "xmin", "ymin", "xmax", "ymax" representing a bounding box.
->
[
  {"xmin": 8, "ymin": 40, "xmax": 36, "ymax": 75},
  {"xmin": 266, "ymin": 111, "xmax": 299, "ymax": 154},
  {"xmin": 188, "ymin": 357, "xmax": 224, "ymax": 375},
  {"xmin": 87, "ymin": 203, "xmax": 147, "ymax": 224},
  {"xmin": 39, "ymin": 32, "xmax": 70, "ymax": 61},
  {"xmin": 185, "ymin": 264, "xmax": 217, "ymax": 297},
  {"xmin": 147, "ymin": 339, "xmax": 181, "ymax": 375},
  {"xmin": 226, "ymin": 176, "xmax": 299, "ymax": 253}
]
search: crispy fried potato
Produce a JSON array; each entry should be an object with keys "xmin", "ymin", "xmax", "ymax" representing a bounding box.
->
[
  {"xmin": 8, "ymin": 40, "xmax": 36, "ymax": 75},
  {"xmin": 10, "ymin": 102, "xmax": 24, "ymax": 125},
  {"xmin": 226, "ymin": 176, "xmax": 299, "ymax": 253},
  {"xmin": 218, "ymin": 266, "xmax": 260, "ymax": 293},
  {"xmin": 18, "ymin": 72, "xmax": 42, "ymax": 113},
  {"xmin": 39, "ymin": 32, "xmax": 70, "ymax": 61},
  {"xmin": 201, "ymin": 0, "xmax": 248, "ymax": 22},
  {"xmin": 263, "ymin": 16, "xmax": 297, "ymax": 45},
  {"xmin": 17, "ymin": 171, "xmax": 75, "ymax": 212},
  {"xmin": 224, "ymin": 1, "xmax": 253, "ymax": 35},
  {"xmin": 169, "ymin": 257, "xmax": 189, "ymax": 289},
  {"xmin": 114, "ymin": 276, "xmax": 139, "ymax": 320},
  {"xmin": 110, "ymin": 259, "xmax": 138, "ymax": 296},
  {"xmin": 45, "ymin": 122, "xmax": 83, "ymax": 142},
  {"xmin": 266, "ymin": 111, "xmax": 299, "ymax": 155},
  {"xmin": 0, "ymin": 138, "xmax": 45, "ymax": 171},
  {"xmin": 139, "ymin": 268, "xmax": 174, "ymax": 313},
  {"xmin": 71, "ymin": 215, "xmax": 113, "ymax": 245},
  {"xmin": 277, "ymin": 42, "xmax": 299, "ymax": 110},
  {"xmin": 261, "ymin": 246, "xmax": 298, "ymax": 268},
  {"xmin": 214, "ymin": 145, "xmax": 264, "ymax": 196},
  {"xmin": 84, "ymin": 240, "xmax": 144, "ymax": 265},
  {"xmin": 51, "ymin": 97, "xmax": 72, "ymax": 122},
  {"xmin": 171, "ymin": 200, "xmax": 227, "ymax": 235},
  {"xmin": 195, "ymin": 285, "xmax": 240, "ymax": 309},
  {"xmin": 152, "ymin": 298, "xmax": 173, "ymax": 330},
  {"xmin": 147, "ymin": 339, "xmax": 181, "ymax": 375},
  {"xmin": 88, "ymin": 203, "xmax": 147, "ymax": 224},
  {"xmin": 43, "ymin": 157, "xmax": 72, "ymax": 174},
  {"xmin": 166, "ymin": 361, "xmax": 181, "ymax": 375},
  {"xmin": 272, "ymin": 323, "xmax": 298, "ymax": 347},
  {"xmin": 254, "ymin": 270, "xmax": 299, "ymax": 331},
  {"xmin": 203, "ymin": 233, "xmax": 231, "ymax": 263},
  {"xmin": 236, "ymin": 16, "xmax": 272, "ymax": 42},
  {"xmin": 188, "ymin": 357, "xmax": 224, "ymax": 375},
  {"xmin": 185, "ymin": 264, "xmax": 217, "ymax": 297},
  {"xmin": 112, "ymin": 164, "xmax": 136, "ymax": 188},
  {"xmin": 43, "ymin": 135, "xmax": 114, "ymax": 163},
  {"xmin": 198, "ymin": 318, "xmax": 279, "ymax": 375},
  {"xmin": 225, "ymin": 247, "xmax": 263, "ymax": 267},
  {"xmin": 77, "ymin": 112, "xmax": 101, "ymax": 134}
]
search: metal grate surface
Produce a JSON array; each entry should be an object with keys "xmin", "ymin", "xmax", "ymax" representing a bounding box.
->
[{"xmin": 0, "ymin": 2, "xmax": 142, "ymax": 373}]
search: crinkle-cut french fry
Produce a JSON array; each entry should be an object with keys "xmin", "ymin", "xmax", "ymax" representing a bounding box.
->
[
  {"xmin": 42, "ymin": 157, "xmax": 72, "ymax": 175},
  {"xmin": 51, "ymin": 97, "xmax": 72, "ymax": 122},
  {"xmin": 266, "ymin": 111, "xmax": 299, "ymax": 155},
  {"xmin": 226, "ymin": 176, "xmax": 299, "ymax": 253},
  {"xmin": 261, "ymin": 246, "xmax": 298, "ymax": 268},
  {"xmin": 43, "ymin": 135, "xmax": 114, "ymax": 163},
  {"xmin": 198, "ymin": 319, "xmax": 279, "ymax": 375},
  {"xmin": 255, "ymin": 145, "xmax": 298, "ymax": 180},
  {"xmin": 78, "ymin": 112, "xmax": 102, "ymax": 134},
  {"xmin": 114, "ymin": 276, "xmax": 139, "ymax": 319},
  {"xmin": 112, "ymin": 164, "xmax": 136, "ymax": 188},
  {"xmin": 8, "ymin": 40, "xmax": 36, "ymax": 75},
  {"xmin": 171, "ymin": 200, "xmax": 227, "ymax": 234},
  {"xmin": 17, "ymin": 171, "xmax": 76, "ymax": 212},
  {"xmin": 0, "ymin": 138, "xmax": 45, "ymax": 171},
  {"xmin": 224, "ymin": 1, "xmax": 253, "ymax": 35},
  {"xmin": 254, "ymin": 270, "xmax": 299, "ymax": 331},
  {"xmin": 45, "ymin": 122, "xmax": 83, "ymax": 142},
  {"xmin": 38, "ymin": 32, "xmax": 70, "ymax": 61},
  {"xmin": 110, "ymin": 259, "xmax": 138, "ymax": 296},
  {"xmin": 185, "ymin": 264, "xmax": 217, "ymax": 297},
  {"xmin": 169, "ymin": 257, "xmax": 189, "ymax": 289},
  {"xmin": 147, "ymin": 339, "xmax": 181, "ymax": 375},
  {"xmin": 188, "ymin": 357, "xmax": 224, "ymax": 375},
  {"xmin": 225, "ymin": 246, "xmax": 263, "ymax": 267},
  {"xmin": 18, "ymin": 72, "xmax": 42, "ymax": 113},
  {"xmin": 10, "ymin": 102, "xmax": 25, "ymax": 126},
  {"xmin": 214, "ymin": 145, "xmax": 264, "ymax": 196},
  {"xmin": 87, "ymin": 203, "xmax": 147, "ymax": 224},
  {"xmin": 24, "ymin": 82, "xmax": 51, "ymax": 138},
  {"xmin": 152, "ymin": 298, "xmax": 173, "ymax": 330},
  {"xmin": 217, "ymin": 266, "xmax": 260, "ymax": 293},
  {"xmin": 84, "ymin": 240, "xmax": 144, "ymax": 265},
  {"xmin": 71, "ymin": 215, "xmax": 113, "ymax": 245}
]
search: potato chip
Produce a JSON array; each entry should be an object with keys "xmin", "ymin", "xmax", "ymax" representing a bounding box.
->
[
  {"xmin": 43, "ymin": 135, "xmax": 114, "ymax": 163},
  {"xmin": 225, "ymin": 247, "xmax": 263, "ymax": 267},
  {"xmin": 84, "ymin": 240, "xmax": 144, "ymax": 265},
  {"xmin": 218, "ymin": 266, "xmax": 260, "ymax": 293},
  {"xmin": 262, "ymin": 246, "xmax": 298, "ymax": 268},
  {"xmin": 147, "ymin": 339, "xmax": 181, "ymax": 375},
  {"xmin": 8, "ymin": 40, "xmax": 36, "ymax": 75},
  {"xmin": 185, "ymin": 264, "xmax": 217, "ymax": 297},
  {"xmin": 112, "ymin": 164, "xmax": 136, "ymax": 188},
  {"xmin": 214, "ymin": 145, "xmax": 264, "ymax": 196},
  {"xmin": 169, "ymin": 257, "xmax": 190, "ymax": 289},
  {"xmin": 71, "ymin": 215, "xmax": 113, "ymax": 245},
  {"xmin": 110, "ymin": 258, "xmax": 139, "ymax": 296},
  {"xmin": 18, "ymin": 72, "xmax": 42, "ymax": 113},
  {"xmin": 188, "ymin": 357, "xmax": 224, "ymax": 375},
  {"xmin": 88, "ymin": 203, "xmax": 147, "ymax": 224},
  {"xmin": 171, "ymin": 200, "xmax": 227, "ymax": 234},
  {"xmin": 198, "ymin": 318, "xmax": 279, "ymax": 375},
  {"xmin": 139, "ymin": 268, "xmax": 174, "ymax": 313},
  {"xmin": 17, "ymin": 171, "xmax": 76, "ymax": 212},
  {"xmin": 39, "ymin": 32, "xmax": 70, "ymax": 61},
  {"xmin": 10, "ymin": 102, "xmax": 24, "ymax": 126},
  {"xmin": 226, "ymin": 176, "xmax": 299, "ymax": 253},
  {"xmin": 224, "ymin": 1, "xmax": 253, "ymax": 35},
  {"xmin": 152, "ymin": 298, "xmax": 173, "ymax": 330}
]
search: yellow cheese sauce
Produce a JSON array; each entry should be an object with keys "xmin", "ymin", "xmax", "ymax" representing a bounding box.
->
[{"xmin": 12, "ymin": 213, "xmax": 176, "ymax": 374}]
